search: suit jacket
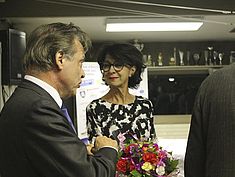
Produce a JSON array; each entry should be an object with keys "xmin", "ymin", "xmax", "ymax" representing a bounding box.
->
[
  {"xmin": 0, "ymin": 80, "xmax": 117, "ymax": 177},
  {"xmin": 184, "ymin": 64, "xmax": 235, "ymax": 177}
]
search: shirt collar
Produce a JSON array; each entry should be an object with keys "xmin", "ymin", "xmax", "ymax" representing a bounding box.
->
[{"xmin": 24, "ymin": 75, "xmax": 63, "ymax": 108}]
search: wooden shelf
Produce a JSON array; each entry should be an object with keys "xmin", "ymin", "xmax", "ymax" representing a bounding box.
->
[{"xmin": 154, "ymin": 115, "xmax": 191, "ymax": 124}]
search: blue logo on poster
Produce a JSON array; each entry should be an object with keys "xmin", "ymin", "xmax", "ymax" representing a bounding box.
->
[{"xmin": 80, "ymin": 79, "xmax": 94, "ymax": 87}]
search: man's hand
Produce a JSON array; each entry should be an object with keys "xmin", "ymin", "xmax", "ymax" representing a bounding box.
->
[
  {"xmin": 94, "ymin": 136, "xmax": 118, "ymax": 151},
  {"xmin": 86, "ymin": 144, "xmax": 94, "ymax": 155}
]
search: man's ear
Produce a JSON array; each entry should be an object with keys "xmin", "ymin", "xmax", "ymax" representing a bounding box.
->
[{"xmin": 55, "ymin": 51, "xmax": 64, "ymax": 70}]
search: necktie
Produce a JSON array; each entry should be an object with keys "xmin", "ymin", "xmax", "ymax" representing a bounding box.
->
[{"xmin": 61, "ymin": 105, "xmax": 76, "ymax": 133}]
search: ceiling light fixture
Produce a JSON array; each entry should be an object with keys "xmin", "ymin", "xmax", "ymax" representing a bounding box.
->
[{"xmin": 106, "ymin": 18, "xmax": 203, "ymax": 32}]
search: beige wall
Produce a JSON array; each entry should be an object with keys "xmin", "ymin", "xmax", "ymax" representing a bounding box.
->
[{"xmin": 154, "ymin": 115, "xmax": 191, "ymax": 177}]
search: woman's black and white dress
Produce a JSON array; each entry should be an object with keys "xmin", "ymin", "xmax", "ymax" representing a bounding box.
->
[{"xmin": 86, "ymin": 96, "xmax": 156, "ymax": 142}]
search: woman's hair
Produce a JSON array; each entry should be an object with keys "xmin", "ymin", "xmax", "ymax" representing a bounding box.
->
[
  {"xmin": 23, "ymin": 22, "xmax": 91, "ymax": 73},
  {"xmin": 97, "ymin": 43, "xmax": 146, "ymax": 89}
]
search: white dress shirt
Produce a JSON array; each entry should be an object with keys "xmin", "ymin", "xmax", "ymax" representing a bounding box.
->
[{"xmin": 24, "ymin": 75, "xmax": 62, "ymax": 108}]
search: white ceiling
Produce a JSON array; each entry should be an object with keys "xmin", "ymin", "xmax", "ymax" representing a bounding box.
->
[
  {"xmin": 8, "ymin": 15, "xmax": 235, "ymax": 42},
  {"xmin": 1, "ymin": 0, "xmax": 235, "ymax": 42}
]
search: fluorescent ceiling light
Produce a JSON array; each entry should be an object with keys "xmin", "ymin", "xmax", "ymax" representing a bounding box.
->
[{"xmin": 106, "ymin": 21, "xmax": 203, "ymax": 32}]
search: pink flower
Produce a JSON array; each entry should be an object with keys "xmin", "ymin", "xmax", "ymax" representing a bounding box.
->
[{"xmin": 117, "ymin": 133, "xmax": 126, "ymax": 149}]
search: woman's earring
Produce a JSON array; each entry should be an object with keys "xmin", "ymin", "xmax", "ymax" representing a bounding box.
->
[{"xmin": 102, "ymin": 74, "xmax": 105, "ymax": 81}]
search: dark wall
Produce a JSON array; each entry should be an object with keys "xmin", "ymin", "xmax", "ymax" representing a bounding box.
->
[
  {"xmin": 88, "ymin": 41, "xmax": 235, "ymax": 65},
  {"xmin": 142, "ymin": 41, "xmax": 235, "ymax": 65}
]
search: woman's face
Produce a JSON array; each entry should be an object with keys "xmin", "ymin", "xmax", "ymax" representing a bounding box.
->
[{"xmin": 102, "ymin": 55, "xmax": 136, "ymax": 89}]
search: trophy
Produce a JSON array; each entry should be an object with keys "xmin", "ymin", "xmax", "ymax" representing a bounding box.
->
[
  {"xmin": 208, "ymin": 46, "xmax": 213, "ymax": 65},
  {"xmin": 230, "ymin": 51, "xmax": 235, "ymax": 64},
  {"xmin": 186, "ymin": 51, "xmax": 190, "ymax": 65},
  {"xmin": 143, "ymin": 55, "xmax": 148, "ymax": 65},
  {"xmin": 204, "ymin": 50, "xmax": 209, "ymax": 65},
  {"xmin": 213, "ymin": 51, "xmax": 218, "ymax": 65},
  {"xmin": 178, "ymin": 50, "xmax": 184, "ymax": 66},
  {"xmin": 218, "ymin": 53, "xmax": 223, "ymax": 65},
  {"xmin": 157, "ymin": 52, "xmax": 163, "ymax": 66},
  {"xmin": 133, "ymin": 39, "xmax": 144, "ymax": 52},
  {"xmin": 193, "ymin": 53, "xmax": 200, "ymax": 65},
  {"xmin": 173, "ymin": 47, "xmax": 177, "ymax": 64}
]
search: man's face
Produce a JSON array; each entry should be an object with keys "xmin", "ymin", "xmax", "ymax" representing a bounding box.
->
[{"xmin": 59, "ymin": 40, "xmax": 85, "ymax": 98}]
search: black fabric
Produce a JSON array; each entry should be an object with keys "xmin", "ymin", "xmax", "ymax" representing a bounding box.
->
[
  {"xmin": 86, "ymin": 96, "xmax": 156, "ymax": 142},
  {"xmin": 0, "ymin": 79, "xmax": 117, "ymax": 177},
  {"xmin": 185, "ymin": 64, "xmax": 235, "ymax": 177}
]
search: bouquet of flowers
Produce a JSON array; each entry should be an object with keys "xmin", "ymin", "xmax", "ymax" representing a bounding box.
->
[{"xmin": 116, "ymin": 133, "xmax": 179, "ymax": 177}]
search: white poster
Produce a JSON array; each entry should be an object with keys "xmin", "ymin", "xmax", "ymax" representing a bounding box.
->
[{"xmin": 76, "ymin": 62, "xmax": 148, "ymax": 139}]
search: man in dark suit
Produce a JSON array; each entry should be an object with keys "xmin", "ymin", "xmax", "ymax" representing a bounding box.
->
[
  {"xmin": 0, "ymin": 23, "xmax": 118, "ymax": 177},
  {"xmin": 184, "ymin": 63, "xmax": 235, "ymax": 177}
]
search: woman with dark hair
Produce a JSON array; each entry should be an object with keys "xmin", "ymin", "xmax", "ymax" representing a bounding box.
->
[{"xmin": 86, "ymin": 43, "xmax": 156, "ymax": 143}]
